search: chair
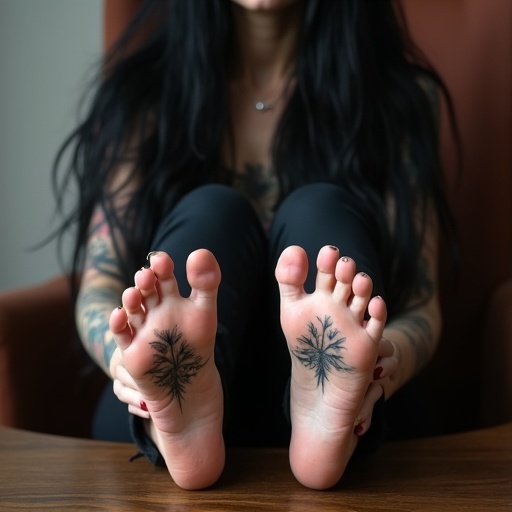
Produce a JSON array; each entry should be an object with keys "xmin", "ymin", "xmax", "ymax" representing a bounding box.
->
[{"xmin": 1, "ymin": 0, "xmax": 510, "ymax": 439}]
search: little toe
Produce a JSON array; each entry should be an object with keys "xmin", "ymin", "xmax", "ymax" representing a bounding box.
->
[
  {"xmin": 349, "ymin": 272, "xmax": 373, "ymax": 321},
  {"xmin": 134, "ymin": 267, "xmax": 159, "ymax": 310},
  {"xmin": 275, "ymin": 245, "xmax": 308, "ymax": 303},
  {"xmin": 109, "ymin": 306, "xmax": 132, "ymax": 350},
  {"xmin": 121, "ymin": 286, "xmax": 145, "ymax": 329},
  {"xmin": 315, "ymin": 245, "xmax": 340, "ymax": 292},
  {"xmin": 333, "ymin": 256, "xmax": 357, "ymax": 303}
]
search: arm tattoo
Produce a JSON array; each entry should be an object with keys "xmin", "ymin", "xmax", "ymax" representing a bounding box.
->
[
  {"xmin": 413, "ymin": 256, "xmax": 435, "ymax": 306},
  {"xmin": 76, "ymin": 286, "xmax": 118, "ymax": 369},
  {"xmin": 86, "ymin": 238, "xmax": 125, "ymax": 281},
  {"xmin": 291, "ymin": 315, "xmax": 355, "ymax": 393},
  {"xmin": 392, "ymin": 314, "xmax": 433, "ymax": 372},
  {"xmin": 145, "ymin": 327, "xmax": 207, "ymax": 411},
  {"xmin": 86, "ymin": 211, "xmax": 124, "ymax": 282}
]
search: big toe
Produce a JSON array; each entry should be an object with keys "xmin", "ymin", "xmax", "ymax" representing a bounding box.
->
[
  {"xmin": 187, "ymin": 249, "xmax": 221, "ymax": 304},
  {"xmin": 275, "ymin": 245, "xmax": 308, "ymax": 302}
]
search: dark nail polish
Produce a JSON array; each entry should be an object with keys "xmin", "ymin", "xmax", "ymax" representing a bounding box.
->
[
  {"xmin": 140, "ymin": 400, "xmax": 148, "ymax": 412},
  {"xmin": 373, "ymin": 367, "xmax": 383, "ymax": 380},
  {"xmin": 354, "ymin": 425, "xmax": 364, "ymax": 436},
  {"xmin": 146, "ymin": 251, "xmax": 160, "ymax": 261}
]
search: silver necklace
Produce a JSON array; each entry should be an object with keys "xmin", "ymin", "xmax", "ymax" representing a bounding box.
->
[
  {"xmin": 239, "ymin": 76, "xmax": 293, "ymax": 113},
  {"xmin": 255, "ymin": 100, "xmax": 275, "ymax": 112}
]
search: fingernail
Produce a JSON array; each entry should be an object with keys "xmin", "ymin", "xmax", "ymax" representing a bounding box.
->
[
  {"xmin": 140, "ymin": 400, "xmax": 148, "ymax": 412},
  {"xmin": 354, "ymin": 425, "xmax": 364, "ymax": 436},
  {"xmin": 373, "ymin": 367, "xmax": 383, "ymax": 380},
  {"xmin": 140, "ymin": 264, "xmax": 150, "ymax": 271},
  {"xmin": 329, "ymin": 245, "xmax": 339, "ymax": 251},
  {"xmin": 146, "ymin": 251, "xmax": 160, "ymax": 261}
]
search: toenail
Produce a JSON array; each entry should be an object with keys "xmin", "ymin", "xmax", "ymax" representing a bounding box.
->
[{"xmin": 146, "ymin": 251, "xmax": 161, "ymax": 261}]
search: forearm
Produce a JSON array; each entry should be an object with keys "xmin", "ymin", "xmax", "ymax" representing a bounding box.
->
[
  {"xmin": 76, "ymin": 272, "xmax": 124, "ymax": 377},
  {"xmin": 380, "ymin": 300, "xmax": 441, "ymax": 400},
  {"xmin": 76, "ymin": 200, "xmax": 131, "ymax": 375}
]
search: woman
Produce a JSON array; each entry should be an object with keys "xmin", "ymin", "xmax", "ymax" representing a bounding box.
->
[{"xmin": 54, "ymin": 0, "xmax": 453, "ymax": 490}]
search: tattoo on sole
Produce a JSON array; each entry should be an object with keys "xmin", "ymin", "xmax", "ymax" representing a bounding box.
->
[
  {"xmin": 291, "ymin": 315, "xmax": 355, "ymax": 393},
  {"xmin": 145, "ymin": 326, "xmax": 208, "ymax": 411}
]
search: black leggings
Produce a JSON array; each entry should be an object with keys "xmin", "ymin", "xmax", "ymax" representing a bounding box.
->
[{"xmin": 93, "ymin": 183, "xmax": 388, "ymax": 454}]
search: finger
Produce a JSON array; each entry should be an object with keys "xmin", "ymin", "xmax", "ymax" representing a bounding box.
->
[
  {"xmin": 128, "ymin": 403, "xmax": 151, "ymax": 419},
  {"xmin": 109, "ymin": 347, "xmax": 122, "ymax": 379},
  {"xmin": 353, "ymin": 383, "xmax": 384, "ymax": 437},
  {"xmin": 112, "ymin": 379, "xmax": 149, "ymax": 418},
  {"xmin": 378, "ymin": 336, "xmax": 394, "ymax": 358},
  {"xmin": 374, "ymin": 355, "xmax": 399, "ymax": 381},
  {"xmin": 115, "ymin": 364, "xmax": 140, "ymax": 392}
]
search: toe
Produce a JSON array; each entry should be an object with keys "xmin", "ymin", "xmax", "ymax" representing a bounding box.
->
[
  {"xmin": 109, "ymin": 306, "xmax": 132, "ymax": 350},
  {"xmin": 333, "ymin": 256, "xmax": 357, "ymax": 303},
  {"xmin": 187, "ymin": 249, "xmax": 221, "ymax": 305},
  {"xmin": 134, "ymin": 267, "xmax": 159, "ymax": 310},
  {"xmin": 365, "ymin": 295, "xmax": 387, "ymax": 341},
  {"xmin": 275, "ymin": 245, "xmax": 308, "ymax": 303},
  {"xmin": 148, "ymin": 251, "xmax": 179, "ymax": 297},
  {"xmin": 121, "ymin": 286, "xmax": 145, "ymax": 329},
  {"xmin": 315, "ymin": 245, "xmax": 339, "ymax": 292},
  {"xmin": 349, "ymin": 272, "xmax": 373, "ymax": 321}
]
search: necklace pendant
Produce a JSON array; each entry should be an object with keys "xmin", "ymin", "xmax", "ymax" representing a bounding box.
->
[{"xmin": 255, "ymin": 101, "xmax": 273, "ymax": 112}]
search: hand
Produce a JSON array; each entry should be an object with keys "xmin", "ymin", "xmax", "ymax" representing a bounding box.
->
[
  {"xmin": 353, "ymin": 336, "xmax": 397, "ymax": 436},
  {"xmin": 373, "ymin": 336, "xmax": 398, "ymax": 384},
  {"xmin": 109, "ymin": 347, "xmax": 150, "ymax": 419}
]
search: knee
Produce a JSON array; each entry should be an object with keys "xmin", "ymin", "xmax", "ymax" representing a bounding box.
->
[
  {"xmin": 174, "ymin": 184, "xmax": 257, "ymax": 225},
  {"xmin": 273, "ymin": 183, "xmax": 348, "ymax": 226}
]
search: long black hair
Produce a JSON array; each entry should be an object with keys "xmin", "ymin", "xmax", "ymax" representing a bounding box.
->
[{"xmin": 53, "ymin": 0, "xmax": 457, "ymax": 317}]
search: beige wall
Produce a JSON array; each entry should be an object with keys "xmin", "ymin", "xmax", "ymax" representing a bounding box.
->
[{"xmin": 0, "ymin": 0, "xmax": 102, "ymax": 290}]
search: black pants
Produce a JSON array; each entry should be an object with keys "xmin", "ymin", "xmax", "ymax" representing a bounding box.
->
[{"xmin": 93, "ymin": 183, "xmax": 388, "ymax": 454}]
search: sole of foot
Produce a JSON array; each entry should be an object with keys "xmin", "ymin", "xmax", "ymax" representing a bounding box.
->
[
  {"xmin": 110, "ymin": 249, "xmax": 225, "ymax": 490},
  {"xmin": 276, "ymin": 245, "xmax": 387, "ymax": 489}
]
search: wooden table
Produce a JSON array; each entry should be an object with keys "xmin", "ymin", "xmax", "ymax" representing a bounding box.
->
[{"xmin": 0, "ymin": 423, "xmax": 510, "ymax": 511}]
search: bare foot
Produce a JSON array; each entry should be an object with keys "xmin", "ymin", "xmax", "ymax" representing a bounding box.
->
[
  {"xmin": 109, "ymin": 250, "xmax": 224, "ymax": 490},
  {"xmin": 275, "ymin": 245, "xmax": 387, "ymax": 489}
]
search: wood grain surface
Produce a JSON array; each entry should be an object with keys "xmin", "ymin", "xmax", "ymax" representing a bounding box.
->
[{"xmin": 0, "ymin": 423, "xmax": 510, "ymax": 511}]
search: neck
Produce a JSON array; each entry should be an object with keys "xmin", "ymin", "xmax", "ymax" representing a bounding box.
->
[{"xmin": 230, "ymin": 2, "xmax": 303, "ymax": 91}]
